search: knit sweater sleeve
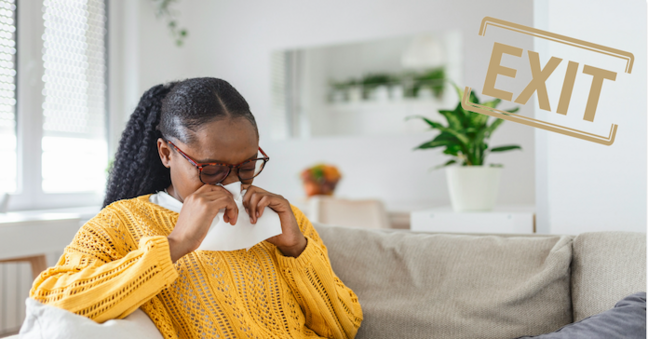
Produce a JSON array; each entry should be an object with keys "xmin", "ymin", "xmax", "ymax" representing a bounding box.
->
[
  {"xmin": 274, "ymin": 204, "xmax": 363, "ymax": 339},
  {"xmin": 29, "ymin": 205, "xmax": 179, "ymax": 323}
]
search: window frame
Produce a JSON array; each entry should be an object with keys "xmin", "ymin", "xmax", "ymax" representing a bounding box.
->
[{"xmin": 8, "ymin": 0, "xmax": 108, "ymax": 211}]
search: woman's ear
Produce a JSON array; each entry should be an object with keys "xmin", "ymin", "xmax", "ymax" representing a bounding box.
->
[{"xmin": 157, "ymin": 138, "xmax": 172, "ymax": 168}]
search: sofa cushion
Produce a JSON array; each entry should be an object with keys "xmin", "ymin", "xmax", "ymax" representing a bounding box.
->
[
  {"xmin": 315, "ymin": 224, "xmax": 574, "ymax": 339},
  {"xmin": 513, "ymin": 292, "xmax": 646, "ymax": 339},
  {"xmin": 571, "ymin": 231, "xmax": 646, "ymax": 321}
]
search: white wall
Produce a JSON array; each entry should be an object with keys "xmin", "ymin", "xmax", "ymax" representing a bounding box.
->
[
  {"xmin": 110, "ymin": 0, "xmax": 536, "ymax": 210},
  {"xmin": 533, "ymin": 0, "xmax": 647, "ymax": 234}
]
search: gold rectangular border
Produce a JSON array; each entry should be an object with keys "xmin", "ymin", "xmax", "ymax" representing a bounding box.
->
[
  {"xmin": 479, "ymin": 16, "xmax": 634, "ymax": 74},
  {"xmin": 461, "ymin": 87, "xmax": 618, "ymax": 146}
]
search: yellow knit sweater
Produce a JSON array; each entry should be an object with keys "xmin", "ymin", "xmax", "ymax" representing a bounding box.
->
[{"xmin": 29, "ymin": 195, "xmax": 363, "ymax": 338}]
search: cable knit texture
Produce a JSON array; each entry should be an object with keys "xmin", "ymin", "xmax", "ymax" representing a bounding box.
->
[{"xmin": 29, "ymin": 194, "xmax": 363, "ymax": 338}]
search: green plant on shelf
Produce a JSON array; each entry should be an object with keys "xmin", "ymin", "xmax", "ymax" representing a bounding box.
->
[
  {"xmin": 406, "ymin": 82, "xmax": 523, "ymax": 170},
  {"xmin": 327, "ymin": 67, "xmax": 447, "ymax": 101},
  {"xmin": 360, "ymin": 73, "xmax": 394, "ymax": 98},
  {"xmin": 412, "ymin": 67, "xmax": 445, "ymax": 98}
]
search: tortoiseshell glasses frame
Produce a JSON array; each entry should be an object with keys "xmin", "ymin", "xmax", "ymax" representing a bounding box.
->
[{"xmin": 166, "ymin": 140, "xmax": 270, "ymax": 185}]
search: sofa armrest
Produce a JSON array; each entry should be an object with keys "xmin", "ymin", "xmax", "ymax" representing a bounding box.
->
[{"xmin": 571, "ymin": 231, "xmax": 646, "ymax": 321}]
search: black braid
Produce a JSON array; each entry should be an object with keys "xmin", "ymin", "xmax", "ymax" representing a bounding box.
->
[{"xmin": 103, "ymin": 77, "xmax": 258, "ymax": 208}]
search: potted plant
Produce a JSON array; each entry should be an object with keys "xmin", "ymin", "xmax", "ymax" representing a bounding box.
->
[
  {"xmin": 413, "ymin": 67, "xmax": 446, "ymax": 99},
  {"xmin": 406, "ymin": 83, "xmax": 522, "ymax": 211},
  {"xmin": 346, "ymin": 79, "xmax": 363, "ymax": 102},
  {"xmin": 361, "ymin": 73, "xmax": 393, "ymax": 101},
  {"xmin": 300, "ymin": 163, "xmax": 342, "ymax": 197},
  {"xmin": 328, "ymin": 80, "xmax": 348, "ymax": 103}
]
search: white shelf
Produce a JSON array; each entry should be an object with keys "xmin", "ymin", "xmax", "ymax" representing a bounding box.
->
[
  {"xmin": 326, "ymin": 98, "xmax": 445, "ymax": 111},
  {"xmin": 411, "ymin": 204, "xmax": 535, "ymax": 234},
  {"xmin": 311, "ymin": 98, "xmax": 453, "ymax": 137}
]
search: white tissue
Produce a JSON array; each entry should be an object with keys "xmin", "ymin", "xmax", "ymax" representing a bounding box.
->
[{"xmin": 195, "ymin": 181, "xmax": 283, "ymax": 251}]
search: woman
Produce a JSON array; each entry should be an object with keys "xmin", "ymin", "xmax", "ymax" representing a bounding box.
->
[{"xmin": 29, "ymin": 77, "xmax": 363, "ymax": 338}]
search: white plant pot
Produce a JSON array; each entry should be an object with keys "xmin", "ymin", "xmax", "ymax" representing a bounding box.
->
[
  {"xmin": 390, "ymin": 85, "xmax": 404, "ymax": 100},
  {"xmin": 347, "ymin": 86, "xmax": 363, "ymax": 102},
  {"xmin": 370, "ymin": 85, "xmax": 390, "ymax": 101},
  {"xmin": 331, "ymin": 89, "xmax": 346, "ymax": 103},
  {"xmin": 417, "ymin": 87, "xmax": 434, "ymax": 100},
  {"xmin": 445, "ymin": 166, "xmax": 502, "ymax": 212}
]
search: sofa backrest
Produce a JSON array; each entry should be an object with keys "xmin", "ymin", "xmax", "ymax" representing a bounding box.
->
[
  {"xmin": 571, "ymin": 231, "xmax": 646, "ymax": 321},
  {"xmin": 314, "ymin": 224, "xmax": 575, "ymax": 339}
]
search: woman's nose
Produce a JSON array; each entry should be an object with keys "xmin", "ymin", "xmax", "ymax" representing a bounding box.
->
[{"xmin": 220, "ymin": 169, "xmax": 240, "ymax": 186}]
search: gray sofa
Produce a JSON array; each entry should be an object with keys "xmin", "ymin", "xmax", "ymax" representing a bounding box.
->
[
  {"xmin": 4, "ymin": 226, "xmax": 644, "ymax": 339},
  {"xmin": 314, "ymin": 224, "xmax": 646, "ymax": 339}
]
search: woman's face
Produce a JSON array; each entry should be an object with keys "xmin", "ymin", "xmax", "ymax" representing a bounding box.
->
[{"xmin": 157, "ymin": 116, "xmax": 259, "ymax": 203}]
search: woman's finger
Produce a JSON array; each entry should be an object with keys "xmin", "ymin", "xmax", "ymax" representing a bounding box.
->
[
  {"xmin": 241, "ymin": 186, "xmax": 254, "ymax": 217},
  {"xmin": 248, "ymin": 191, "xmax": 264, "ymax": 223},
  {"xmin": 218, "ymin": 194, "xmax": 239, "ymax": 226},
  {"xmin": 199, "ymin": 185, "xmax": 231, "ymax": 198},
  {"xmin": 256, "ymin": 195, "xmax": 272, "ymax": 219}
]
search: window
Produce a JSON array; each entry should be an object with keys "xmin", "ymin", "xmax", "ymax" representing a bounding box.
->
[
  {"xmin": 0, "ymin": 0, "xmax": 16, "ymax": 194},
  {"xmin": 7, "ymin": 0, "xmax": 107, "ymax": 210},
  {"xmin": 41, "ymin": 0, "xmax": 107, "ymax": 193}
]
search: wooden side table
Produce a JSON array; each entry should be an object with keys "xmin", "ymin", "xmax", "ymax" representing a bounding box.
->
[{"xmin": 0, "ymin": 255, "xmax": 47, "ymax": 280}]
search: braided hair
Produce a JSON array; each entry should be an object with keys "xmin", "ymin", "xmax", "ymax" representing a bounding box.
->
[{"xmin": 103, "ymin": 77, "xmax": 259, "ymax": 208}]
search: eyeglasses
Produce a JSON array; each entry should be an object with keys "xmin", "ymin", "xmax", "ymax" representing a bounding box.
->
[{"xmin": 166, "ymin": 140, "xmax": 270, "ymax": 185}]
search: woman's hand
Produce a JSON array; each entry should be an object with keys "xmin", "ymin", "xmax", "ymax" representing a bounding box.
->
[
  {"xmin": 242, "ymin": 185, "xmax": 307, "ymax": 258},
  {"xmin": 167, "ymin": 184, "xmax": 239, "ymax": 263}
]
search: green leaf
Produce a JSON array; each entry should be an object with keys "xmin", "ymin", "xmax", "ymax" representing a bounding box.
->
[
  {"xmin": 482, "ymin": 98, "xmax": 501, "ymax": 108},
  {"xmin": 442, "ymin": 144, "xmax": 462, "ymax": 156},
  {"xmin": 471, "ymin": 128, "xmax": 489, "ymax": 165},
  {"xmin": 413, "ymin": 139, "xmax": 450, "ymax": 150},
  {"xmin": 450, "ymin": 102, "xmax": 469, "ymax": 128},
  {"xmin": 450, "ymin": 81, "xmax": 463, "ymax": 101},
  {"xmin": 438, "ymin": 126, "xmax": 469, "ymax": 147},
  {"xmin": 432, "ymin": 131, "xmax": 458, "ymax": 142},
  {"xmin": 490, "ymin": 163, "xmax": 503, "ymax": 167},
  {"xmin": 490, "ymin": 145, "xmax": 522, "ymax": 152},
  {"xmin": 405, "ymin": 115, "xmax": 444, "ymax": 130},
  {"xmin": 437, "ymin": 110, "xmax": 463, "ymax": 131},
  {"xmin": 414, "ymin": 132, "xmax": 460, "ymax": 150},
  {"xmin": 467, "ymin": 111, "xmax": 489, "ymax": 129},
  {"xmin": 504, "ymin": 107, "xmax": 520, "ymax": 114},
  {"xmin": 449, "ymin": 82, "xmax": 479, "ymax": 103},
  {"xmin": 432, "ymin": 159, "xmax": 457, "ymax": 170},
  {"xmin": 406, "ymin": 115, "xmax": 470, "ymax": 148},
  {"xmin": 469, "ymin": 90, "xmax": 480, "ymax": 104},
  {"xmin": 485, "ymin": 118, "xmax": 504, "ymax": 137}
]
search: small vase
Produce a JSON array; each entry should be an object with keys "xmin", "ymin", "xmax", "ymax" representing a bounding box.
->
[
  {"xmin": 331, "ymin": 89, "xmax": 346, "ymax": 103},
  {"xmin": 390, "ymin": 85, "xmax": 404, "ymax": 100},
  {"xmin": 417, "ymin": 87, "xmax": 434, "ymax": 100},
  {"xmin": 445, "ymin": 166, "xmax": 502, "ymax": 212},
  {"xmin": 347, "ymin": 86, "xmax": 362, "ymax": 102},
  {"xmin": 370, "ymin": 85, "xmax": 389, "ymax": 101}
]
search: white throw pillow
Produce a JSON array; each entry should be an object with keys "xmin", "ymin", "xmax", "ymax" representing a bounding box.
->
[{"xmin": 19, "ymin": 298, "xmax": 164, "ymax": 339}]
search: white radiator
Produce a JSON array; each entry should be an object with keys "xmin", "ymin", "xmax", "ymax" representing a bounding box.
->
[
  {"xmin": 0, "ymin": 250, "xmax": 63, "ymax": 336},
  {"xmin": 0, "ymin": 206, "xmax": 101, "ymax": 335},
  {"xmin": 0, "ymin": 262, "xmax": 32, "ymax": 335}
]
